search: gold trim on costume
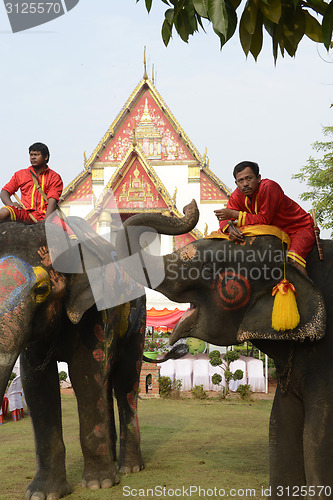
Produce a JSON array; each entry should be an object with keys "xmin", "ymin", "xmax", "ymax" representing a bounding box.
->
[
  {"xmin": 6, "ymin": 206, "xmax": 16, "ymax": 221},
  {"xmin": 287, "ymin": 251, "xmax": 306, "ymax": 267},
  {"xmin": 205, "ymin": 225, "xmax": 291, "ymax": 248}
]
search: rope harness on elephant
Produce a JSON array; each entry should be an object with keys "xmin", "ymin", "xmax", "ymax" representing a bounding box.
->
[{"xmin": 276, "ymin": 343, "xmax": 295, "ymax": 394}]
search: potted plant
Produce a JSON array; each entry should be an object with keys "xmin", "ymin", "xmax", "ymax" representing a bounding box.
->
[{"xmin": 144, "ymin": 336, "xmax": 168, "ymax": 360}]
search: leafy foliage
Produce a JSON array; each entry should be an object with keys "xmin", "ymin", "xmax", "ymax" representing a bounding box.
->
[
  {"xmin": 159, "ymin": 375, "xmax": 182, "ymax": 397},
  {"xmin": 236, "ymin": 383, "xmax": 253, "ymax": 400},
  {"xmin": 293, "ymin": 125, "xmax": 333, "ymax": 237},
  {"xmin": 209, "ymin": 349, "xmax": 244, "ymax": 398},
  {"xmin": 58, "ymin": 371, "xmax": 68, "ymax": 382},
  {"xmin": 136, "ymin": 0, "xmax": 333, "ymax": 62},
  {"xmin": 191, "ymin": 384, "xmax": 208, "ymax": 399},
  {"xmin": 144, "ymin": 335, "xmax": 168, "ymax": 353}
]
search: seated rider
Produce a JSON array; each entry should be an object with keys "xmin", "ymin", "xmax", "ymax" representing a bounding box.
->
[
  {"xmin": 0, "ymin": 142, "xmax": 63, "ymax": 223},
  {"xmin": 214, "ymin": 161, "xmax": 316, "ymax": 274}
]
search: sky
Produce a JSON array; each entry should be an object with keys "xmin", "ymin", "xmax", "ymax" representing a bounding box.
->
[{"xmin": 0, "ymin": 0, "xmax": 332, "ymax": 234}]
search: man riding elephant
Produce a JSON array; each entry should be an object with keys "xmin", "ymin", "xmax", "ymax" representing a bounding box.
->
[{"xmin": 214, "ymin": 161, "xmax": 316, "ymax": 274}]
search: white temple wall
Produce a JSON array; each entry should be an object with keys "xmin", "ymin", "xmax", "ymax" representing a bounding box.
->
[
  {"xmin": 198, "ymin": 201, "xmax": 228, "ymax": 236},
  {"xmin": 154, "ymin": 164, "xmax": 189, "ymax": 210},
  {"xmin": 69, "ymin": 203, "xmax": 94, "ymax": 218},
  {"xmin": 103, "ymin": 166, "xmax": 117, "ymax": 186}
]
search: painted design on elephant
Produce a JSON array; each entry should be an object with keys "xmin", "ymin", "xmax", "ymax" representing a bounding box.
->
[
  {"xmin": 0, "ymin": 302, "xmax": 27, "ymax": 353},
  {"xmin": 97, "ymin": 397, "xmax": 106, "ymax": 415},
  {"xmin": 0, "ymin": 256, "xmax": 35, "ymax": 315},
  {"xmin": 94, "ymin": 324, "xmax": 104, "ymax": 342},
  {"xmin": 127, "ymin": 392, "xmax": 140, "ymax": 442},
  {"xmin": 93, "ymin": 349, "xmax": 106, "ymax": 362},
  {"xmin": 179, "ymin": 244, "xmax": 197, "ymax": 262},
  {"xmin": 94, "ymin": 373, "xmax": 103, "ymax": 387},
  {"xmin": 48, "ymin": 269, "xmax": 66, "ymax": 296},
  {"xmin": 113, "ymin": 303, "xmax": 130, "ymax": 338},
  {"xmin": 38, "ymin": 246, "xmax": 52, "ymax": 267},
  {"xmin": 215, "ymin": 271, "xmax": 251, "ymax": 310},
  {"xmin": 93, "ymin": 423, "xmax": 106, "ymax": 438}
]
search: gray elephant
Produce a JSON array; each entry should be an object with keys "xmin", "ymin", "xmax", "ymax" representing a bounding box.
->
[
  {"xmin": 0, "ymin": 217, "xmax": 146, "ymax": 499},
  {"xmin": 116, "ymin": 200, "xmax": 333, "ymax": 499}
]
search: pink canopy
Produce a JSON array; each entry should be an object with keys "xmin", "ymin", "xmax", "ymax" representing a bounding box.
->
[{"xmin": 146, "ymin": 307, "xmax": 187, "ymax": 329}]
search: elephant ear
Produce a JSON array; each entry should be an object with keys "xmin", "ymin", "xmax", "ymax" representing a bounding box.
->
[
  {"xmin": 237, "ymin": 265, "xmax": 326, "ymax": 342},
  {"xmin": 55, "ymin": 217, "xmax": 115, "ymax": 324}
]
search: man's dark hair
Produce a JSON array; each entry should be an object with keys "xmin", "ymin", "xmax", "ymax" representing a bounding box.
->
[
  {"xmin": 29, "ymin": 142, "xmax": 50, "ymax": 163},
  {"xmin": 233, "ymin": 161, "xmax": 259, "ymax": 179}
]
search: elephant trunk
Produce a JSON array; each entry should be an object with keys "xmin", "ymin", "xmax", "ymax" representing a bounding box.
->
[
  {"xmin": 0, "ymin": 354, "xmax": 17, "ymax": 401},
  {"xmin": 116, "ymin": 200, "xmax": 199, "ymax": 290}
]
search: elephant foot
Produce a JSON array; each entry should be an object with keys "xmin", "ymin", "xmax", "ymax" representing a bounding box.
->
[
  {"xmin": 118, "ymin": 463, "xmax": 144, "ymax": 474},
  {"xmin": 118, "ymin": 451, "xmax": 145, "ymax": 474},
  {"xmin": 81, "ymin": 468, "xmax": 119, "ymax": 490},
  {"xmin": 26, "ymin": 477, "xmax": 70, "ymax": 500}
]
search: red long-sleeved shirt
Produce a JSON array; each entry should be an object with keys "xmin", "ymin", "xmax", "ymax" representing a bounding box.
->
[
  {"xmin": 2, "ymin": 166, "xmax": 63, "ymax": 221},
  {"xmin": 219, "ymin": 179, "xmax": 313, "ymax": 236}
]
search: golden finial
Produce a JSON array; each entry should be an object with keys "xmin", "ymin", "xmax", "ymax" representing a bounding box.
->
[
  {"xmin": 152, "ymin": 64, "xmax": 154, "ymax": 84},
  {"xmin": 207, "ymin": 157, "xmax": 210, "ymax": 168},
  {"xmin": 204, "ymin": 223, "xmax": 208, "ymax": 237},
  {"xmin": 143, "ymin": 46, "xmax": 148, "ymax": 81},
  {"xmin": 172, "ymin": 187, "xmax": 177, "ymax": 205},
  {"xmin": 132, "ymin": 119, "xmax": 137, "ymax": 147},
  {"xmin": 84, "ymin": 151, "xmax": 88, "ymax": 169}
]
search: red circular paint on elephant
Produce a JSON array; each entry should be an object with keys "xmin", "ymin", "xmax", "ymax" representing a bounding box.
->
[
  {"xmin": 93, "ymin": 349, "xmax": 105, "ymax": 362},
  {"xmin": 215, "ymin": 271, "xmax": 251, "ymax": 310}
]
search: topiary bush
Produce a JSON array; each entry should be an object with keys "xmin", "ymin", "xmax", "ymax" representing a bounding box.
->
[{"xmin": 59, "ymin": 371, "xmax": 68, "ymax": 383}]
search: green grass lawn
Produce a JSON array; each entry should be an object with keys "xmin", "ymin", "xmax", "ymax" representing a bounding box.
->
[{"xmin": 0, "ymin": 395, "xmax": 273, "ymax": 500}]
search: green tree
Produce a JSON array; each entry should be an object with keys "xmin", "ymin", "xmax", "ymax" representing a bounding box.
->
[
  {"xmin": 293, "ymin": 125, "xmax": 333, "ymax": 236},
  {"xmin": 209, "ymin": 349, "xmax": 243, "ymax": 398},
  {"xmin": 137, "ymin": 0, "xmax": 333, "ymax": 62}
]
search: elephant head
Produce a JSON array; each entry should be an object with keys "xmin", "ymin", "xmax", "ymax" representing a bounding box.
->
[
  {"xmin": 0, "ymin": 217, "xmax": 134, "ymax": 402},
  {"xmin": 116, "ymin": 200, "xmax": 326, "ymax": 348}
]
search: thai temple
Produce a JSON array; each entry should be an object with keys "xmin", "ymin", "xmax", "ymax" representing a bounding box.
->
[{"xmin": 59, "ymin": 59, "xmax": 231, "ymax": 330}]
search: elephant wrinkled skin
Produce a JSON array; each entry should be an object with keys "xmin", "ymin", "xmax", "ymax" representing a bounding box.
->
[
  {"xmin": 0, "ymin": 219, "xmax": 145, "ymax": 499},
  {"xmin": 116, "ymin": 200, "xmax": 333, "ymax": 499}
]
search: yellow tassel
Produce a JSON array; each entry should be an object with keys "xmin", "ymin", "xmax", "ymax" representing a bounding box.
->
[{"xmin": 272, "ymin": 279, "xmax": 300, "ymax": 331}]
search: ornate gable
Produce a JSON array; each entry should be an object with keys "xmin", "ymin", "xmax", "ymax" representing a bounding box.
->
[
  {"xmin": 107, "ymin": 155, "xmax": 168, "ymax": 210},
  {"xmin": 85, "ymin": 145, "xmax": 202, "ymax": 242},
  {"xmin": 200, "ymin": 170, "xmax": 230, "ymax": 202},
  {"xmin": 98, "ymin": 89, "xmax": 196, "ymax": 165},
  {"xmin": 65, "ymin": 174, "xmax": 92, "ymax": 203}
]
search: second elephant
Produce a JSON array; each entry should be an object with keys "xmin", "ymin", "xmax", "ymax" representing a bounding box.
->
[{"xmin": 0, "ymin": 217, "xmax": 146, "ymax": 499}]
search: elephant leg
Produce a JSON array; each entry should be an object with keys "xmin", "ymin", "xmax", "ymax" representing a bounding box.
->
[
  {"xmin": 68, "ymin": 337, "xmax": 118, "ymax": 490},
  {"xmin": 303, "ymin": 389, "xmax": 333, "ymax": 494},
  {"xmin": 269, "ymin": 385, "xmax": 306, "ymax": 499},
  {"xmin": 112, "ymin": 302, "xmax": 145, "ymax": 474},
  {"xmin": 20, "ymin": 348, "xmax": 70, "ymax": 500},
  {"xmin": 113, "ymin": 381, "xmax": 144, "ymax": 474}
]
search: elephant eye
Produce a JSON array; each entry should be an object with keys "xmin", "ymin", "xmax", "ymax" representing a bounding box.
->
[
  {"xmin": 32, "ymin": 266, "xmax": 51, "ymax": 304},
  {"xmin": 34, "ymin": 280, "xmax": 51, "ymax": 303}
]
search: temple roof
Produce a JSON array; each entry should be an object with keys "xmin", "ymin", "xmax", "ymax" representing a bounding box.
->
[
  {"xmin": 85, "ymin": 143, "xmax": 203, "ymax": 241},
  {"xmin": 60, "ymin": 74, "xmax": 231, "ymax": 203}
]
